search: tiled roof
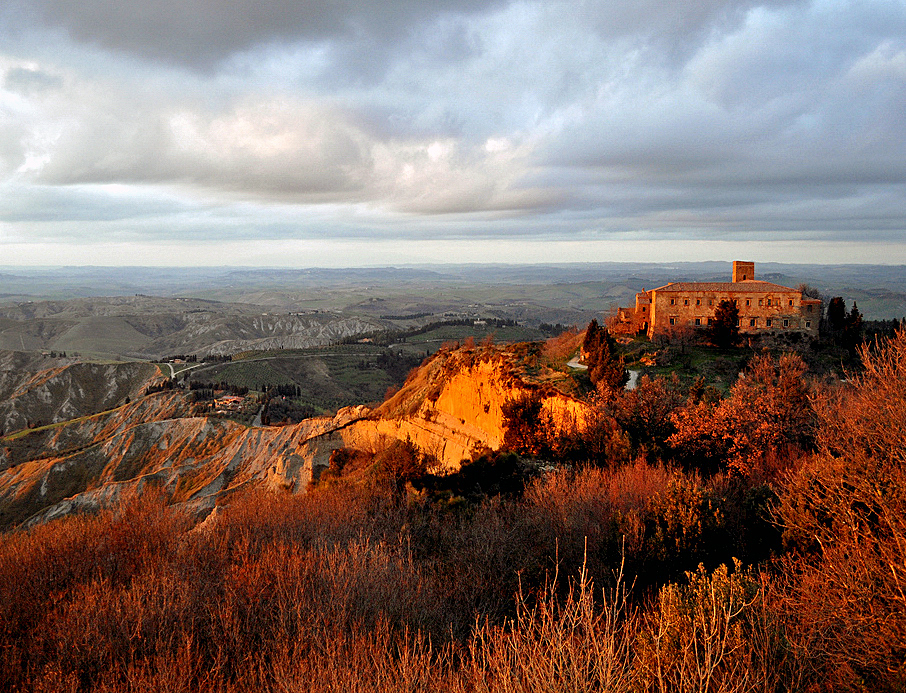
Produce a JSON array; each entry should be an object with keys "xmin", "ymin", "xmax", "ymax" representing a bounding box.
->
[{"xmin": 651, "ymin": 280, "xmax": 797, "ymax": 293}]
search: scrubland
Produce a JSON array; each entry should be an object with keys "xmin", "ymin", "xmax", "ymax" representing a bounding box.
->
[{"xmin": 3, "ymin": 331, "xmax": 906, "ymax": 692}]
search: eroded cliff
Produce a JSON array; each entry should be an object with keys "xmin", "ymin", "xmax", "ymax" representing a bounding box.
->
[
  {"xmin": 0, "ymin": 352, "xmax": 161, "ymax": 435},
  {"xmin": 0, "ymin": 344, "xmax": 590, "ymax": 527}
]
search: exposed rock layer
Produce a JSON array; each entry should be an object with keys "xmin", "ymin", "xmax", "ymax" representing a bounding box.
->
[
  {"xmin": 0, "ymin": 346, "xmax": 588, "ymax": 528},
  {"xmin": 0, "ymin": 352, "xmax": 160, "ymax": 435}
]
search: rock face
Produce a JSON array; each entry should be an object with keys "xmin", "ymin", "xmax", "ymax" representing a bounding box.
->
[
  {"xmin": 0, "ymin": 346, "xmax": 589, "ymax": 528},
  {"xmin": 0, "ymin": 352, "xmax": 160, "ymax": 435}
]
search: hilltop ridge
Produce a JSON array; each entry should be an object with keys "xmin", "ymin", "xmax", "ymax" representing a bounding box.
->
[{"xmin": 0, "ymin": 342, "xmax": 588, "ymax": 528}]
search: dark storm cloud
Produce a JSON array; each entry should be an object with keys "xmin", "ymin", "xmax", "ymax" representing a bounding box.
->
[{"xmin": 16, "ymin": 0, "xmax": 506, "ymax": 69}]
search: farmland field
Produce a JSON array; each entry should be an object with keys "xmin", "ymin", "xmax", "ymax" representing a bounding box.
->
[
  {"xmin": 181, "ymin": 345, "xmax": 424, "ymax": 413},
  {"xmin": 391, "ymin": 323, "xmax": 546, "ymax": 355}
]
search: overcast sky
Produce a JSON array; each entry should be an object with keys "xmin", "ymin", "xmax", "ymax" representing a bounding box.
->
[{"xmin": 1, "ymin": 0, "xmax": 905, "ymax": 266}]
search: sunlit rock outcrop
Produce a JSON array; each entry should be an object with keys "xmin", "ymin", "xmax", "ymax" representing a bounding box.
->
[{"xmin": 0, "ymin": 344, "xmax": 589, "ymax": 528}]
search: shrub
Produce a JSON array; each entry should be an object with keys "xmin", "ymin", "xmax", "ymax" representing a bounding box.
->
[
  {"xmin": 773, "ymin": 328, "xmax": 906, "ymax": 691},
  {"xmin": 668, "ymin": 353, "xmax": 813, "ymax": 475},
  {"xmin": 612, "ymin": 374, "xmax": 686, "ymax": 459},
  {"xmin": 635, "ymin": 560, "xmax": 760, "ymax": 691}
]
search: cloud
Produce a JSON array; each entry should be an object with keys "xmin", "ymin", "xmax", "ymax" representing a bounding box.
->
[
  {"xmin": 13, "ymin": 0, "xmax": 506, "ymax": 71},
  {"xmin": 527, "ymin": 0, "xmax": 906, "ymax": 230},
  {"xmin": 2, "ymin": 0, "xmax": 906, "ymax": 262},
  {"xmin": 0, "ymin": 53, "xmax": 553, "ymax": 214},
  {"xmin": 36, "ymin": 96, "xmax": 374, "ymax": 198},
  {"xmin": 3, "ymin": 65, "xmax": 63, "ymax": 94},
  {"xmin": 22, "ymin": 82, "xmax": 553, "ymax": 214}
]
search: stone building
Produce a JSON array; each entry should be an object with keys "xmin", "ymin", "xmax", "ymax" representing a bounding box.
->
[{"xmin": 616, "ymin": 261, "xmax": 821, "ymax": 340}]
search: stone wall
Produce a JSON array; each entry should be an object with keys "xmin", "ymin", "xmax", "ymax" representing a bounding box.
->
[{"xmin": 650, "ymin": 289, "xmax": 819, "ymax": 337}]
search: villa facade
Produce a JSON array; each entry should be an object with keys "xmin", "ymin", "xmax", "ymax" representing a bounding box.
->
[{"xmin": 616, "ymin": 261, "xmax": 822, "ymax": 340}]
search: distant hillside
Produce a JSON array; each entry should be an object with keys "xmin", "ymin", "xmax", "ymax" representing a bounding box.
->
[{"xmin": 0, "ymin": 296, "xmax": 386, "ymax": 359}]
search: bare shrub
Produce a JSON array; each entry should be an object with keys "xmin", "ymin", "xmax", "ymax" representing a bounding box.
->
[
  {"xmin": 773, "ymin": 328, "xmax": 906, "ymax": 691},
  {"xmin": 521, "ymin": 462, "xmax": 729, "ymax": 592},
  {"xmin": 813, "ymin": 326, "xmax": 906, "ymax": 462},
  {"xmin": 467, "ymin": 562, "xmax": 636, "ymax": 693},
  {"xmin": 543, "ymin": 327, "xmax": 582, "ymax": 361},
  {"xmin": 774, "ymin": 450, "xmax": 906, "ymax": 691},
  {"xmin": 0, "ymin": 478, "xmax": 818, "ymax": 693},
  {"xmin": 635, "ymin": 560, "xmax": 758, "ymax": 693}
]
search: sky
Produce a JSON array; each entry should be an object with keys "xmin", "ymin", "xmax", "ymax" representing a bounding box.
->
[{"xmin": 1, "ymin": 0, "xmax": 905, "ymax": 267}]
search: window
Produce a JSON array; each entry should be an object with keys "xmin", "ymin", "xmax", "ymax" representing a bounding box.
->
[
  {"xmin": 749, "ymin": 318, "xmax": 756, "ymax": 327},
  {"xmin": 695, "ymin": 318, "xmax": 701, "ymax": 326},
  {"xmin": 766, "ymin": 318, "xmax": 772, "ymax": 327},
  {"xmin": 708, "ymin": 299, "xmax": 714, "ymax": 306},
  {"xmin": 707, "ymin": 318, "xmax": 713, "ymax": 326},
  {"xmin": 735, "ymin": 320, "xmax": 740, "ymax": 327},
  {"xmin": 758, "ymin": 298, "xmax": 763, "ymax": 306},
  {"xmin": 783, "ymin": 319, "xmax": 789, "ymax": 327},
  {"xmin": 696, "ymin": 298, "xmax": 701, "ymax": 306},
  {"xmin": 806, "ymin": 321, "xmax": 811, "ymax": 328},
  {"xmin": 670, "ymin": 298, "xmax": 676, "ymax": 306},
  {"xmin": 767, "ymin": 298, "xmax": 772, "ymax": 306},
  {"xmin": 669, "ymin": 317, "xmax": 676, "ymax": 326},
  {"xmin": 789, "ymin": 299, "xmax": 794, "ymax": 307},
  {"xmin": 746, "ymin": 299, "xmax": 751, "ymax": 306},
  {"xmin": 641, "ymin": 306, "xmax": 646, "ymax": 312},
  {"xmin": 684, "ymin": 299, "xmax": 689, "ymax": 306}
]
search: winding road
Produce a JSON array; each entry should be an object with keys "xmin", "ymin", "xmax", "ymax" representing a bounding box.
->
[
  {"xmin": 164, "ymin": 362, "xmax": 205, "ymax": 379},
  {"xmin": 567, "ymin": 353, "xmax": 640, "ymax": 390}
]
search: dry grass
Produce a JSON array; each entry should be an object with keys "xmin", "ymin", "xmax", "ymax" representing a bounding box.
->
[{"xmin": 0, "ymin": 471, "xmax": 791, "ymax": 693}]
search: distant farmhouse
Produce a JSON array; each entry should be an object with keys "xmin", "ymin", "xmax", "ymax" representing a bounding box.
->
[{"xmin": 615, "ymin": 261, "xmax": 821, "ymax": 340}]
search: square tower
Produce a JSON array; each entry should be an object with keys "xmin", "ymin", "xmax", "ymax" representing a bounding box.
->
[{"xmin": 732, "ymin": 261, "xmax": 755, "ymax": 283}]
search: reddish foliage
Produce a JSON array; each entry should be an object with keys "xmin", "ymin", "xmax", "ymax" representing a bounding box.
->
[{"xmin": 668, "ymin": 353, "xmax": 813, "ymax": 475}]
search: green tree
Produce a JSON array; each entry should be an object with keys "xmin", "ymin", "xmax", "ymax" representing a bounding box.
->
[
  {"xmin": 583, "ymin": 320, "xmax": 629, "ymax": 392},
  {"xmin": 843, "ymin": 301, "xmax": 863, "ymax": 352},
  {"xmin": 502, "ymin": 391, "xmax": 552, "ymax": 456},
  {"xmin": 373, "ymin": 439, "xmax": 431, "ymax": 494},
  {"xmin": 582, "ymin": 319, "xmax": 606, "ymax": 359},
  {"xmin": 709, "ymin": 299, "xmax": 739, "ymax": 348},
  {"xmin": 826, "ymin": 296, "xmax": 846, "ymax": 336}
]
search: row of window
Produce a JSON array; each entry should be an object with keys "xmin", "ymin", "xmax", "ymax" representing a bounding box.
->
[
  {"xmin": 669, "ymin": 298, "xmax": 717, "ymax": 307},
  {"xmin": 666, "ymin": 297, "xmax": 805, "ymax": 309},
  {"xmin": 667, "ymin": 316, "xmax": 813, "ymax": 329}
]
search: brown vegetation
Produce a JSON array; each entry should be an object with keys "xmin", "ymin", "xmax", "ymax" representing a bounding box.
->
[{"xmin": 3, "ymin": 330, "xmax": 906, "ymax": 692}]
